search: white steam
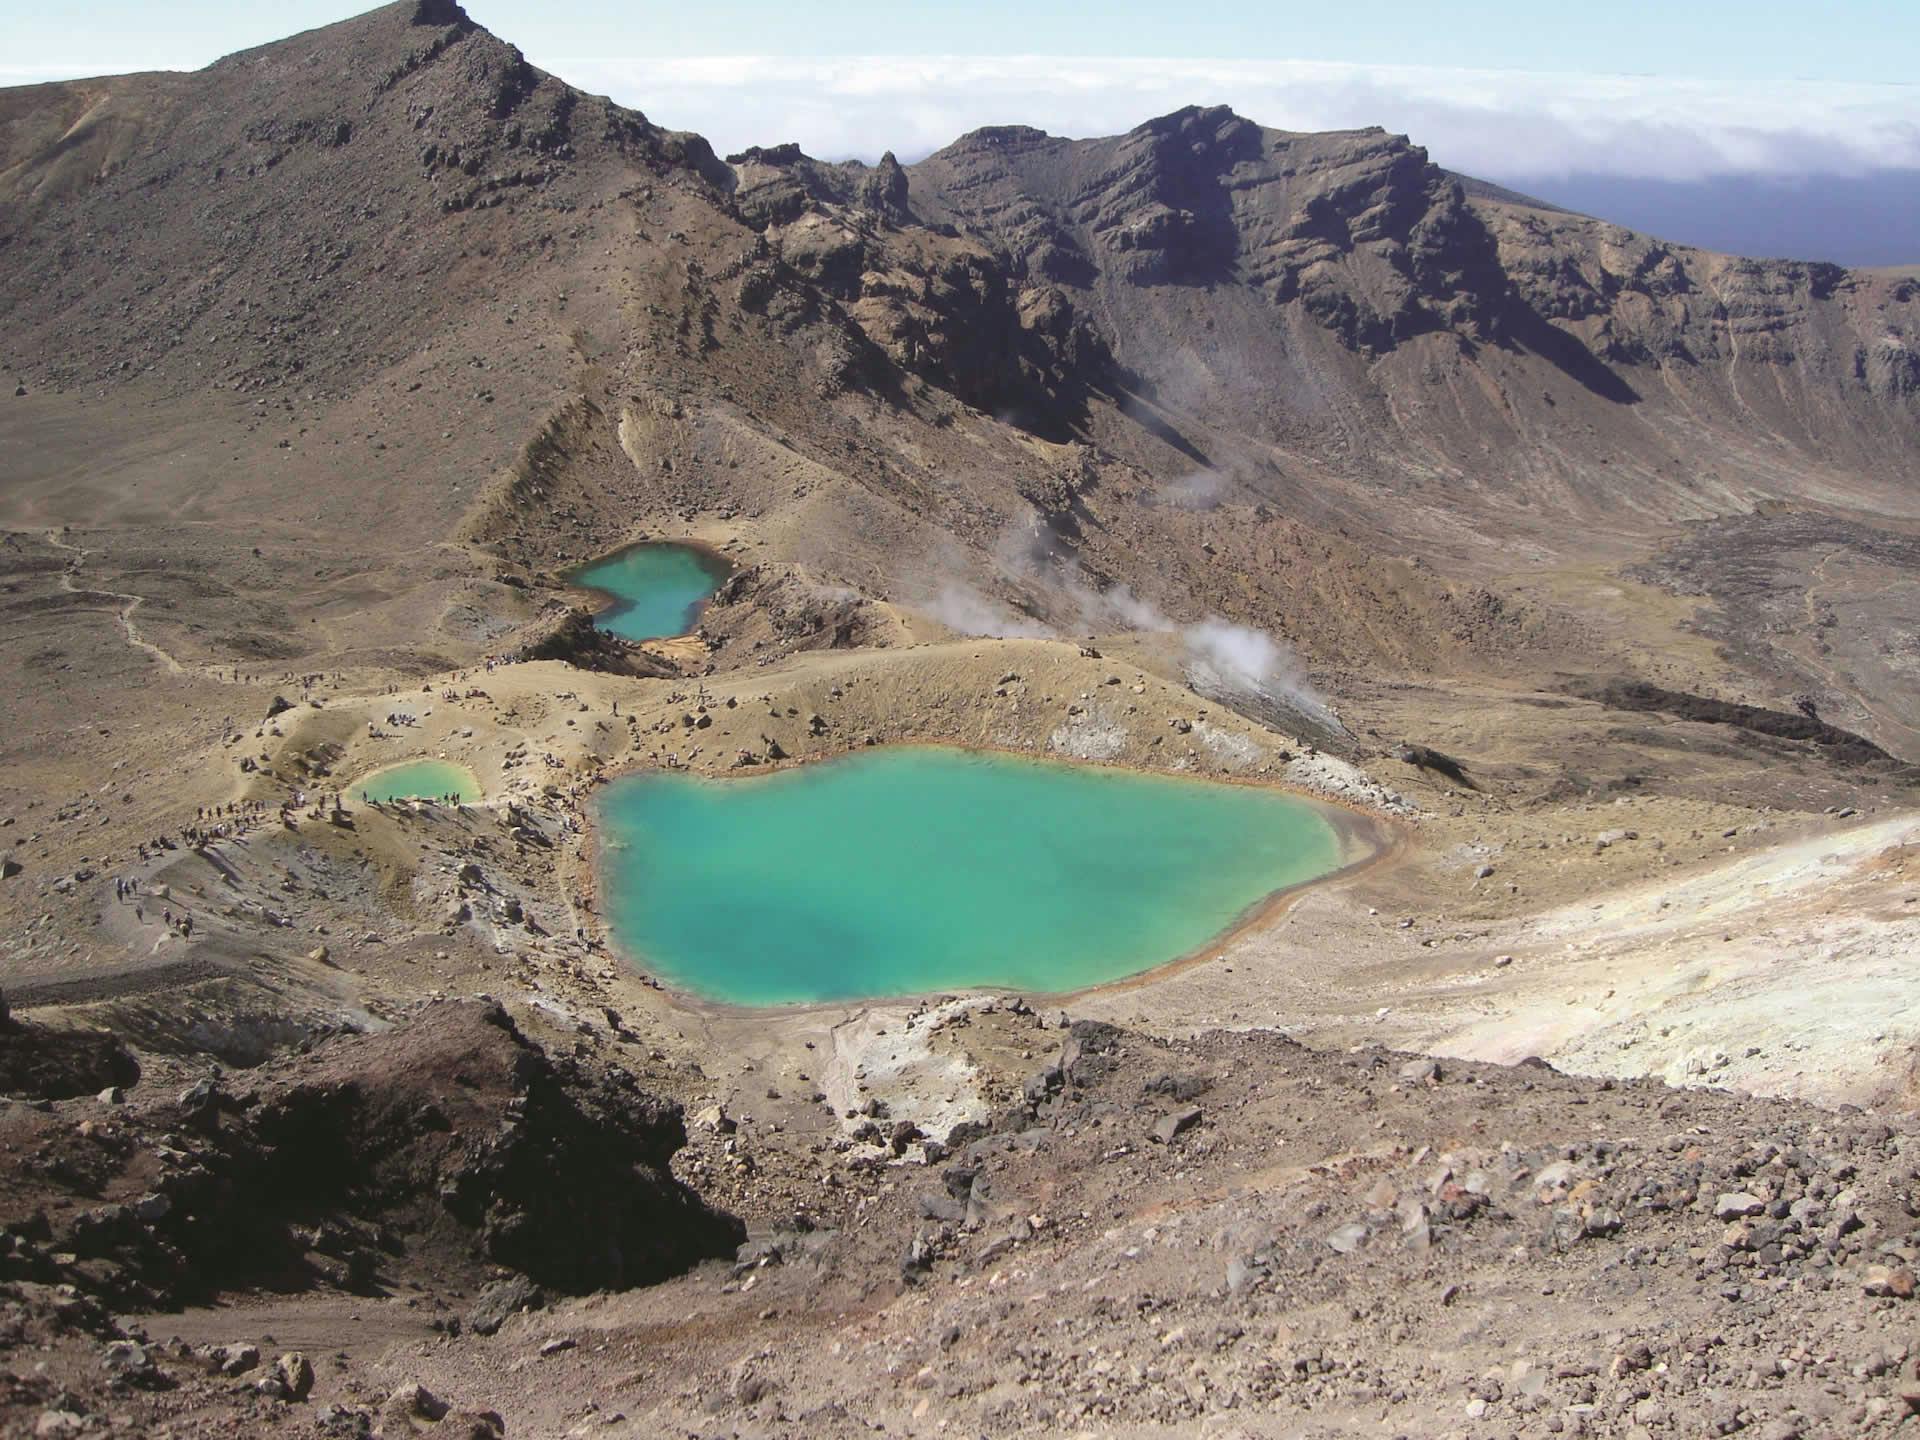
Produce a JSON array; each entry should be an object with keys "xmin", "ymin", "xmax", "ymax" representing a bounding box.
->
[
  {"xmin": 922, "ymin": 579, "xmax": 1053, "ymax": 639},
  {"xmin": 1161, "ymin": 468, "xmax": 1228, "ymax": 511},
  {"xmin": 1184, "ymin": 619, "xmax": 1343, "ymax": 733},
  {"xmin": 918, "ymin": 517, "xmax": 1341, "ymax": 732}
]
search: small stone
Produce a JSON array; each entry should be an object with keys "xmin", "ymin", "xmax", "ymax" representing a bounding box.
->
[
  {"xmin": 211, "ymin": 1343, "xmax": 260, "ymax": 1376},
  {"xmin": 1582, "ymin": 1206, "xmax": 1622, "ymax": 1238},
  {"xmin": 273, "ymin": 1351, "xmax": 314, "ymax": 1400},
  {"xmin": 1611, "ymin": 1342, "xmax": 1654, "ymax": 1377},
  {"xmin": 1152, "ymin": 1106, "xmax": 1202, "ymax": 1144},
  {"xmin": 1326, "ymin": 1223, "xmax": 1369, "ymax": 1255},
  {"xmin": 101, "ymin": 1340, "xmax": 151, "ymax": 1374},
  {"xmin": 1534, "ymin": 1160, "xmax": 1576, "ymax": 1194},
  {"xmin": 539, "ymin": 1337, "xmax": 576, "ymax": 1357},
  {"xmin": 1714, "ymin": 1192, "xmax": 1765, "ymax": 1220},
  {"xmin": 465, "ymin": 1276, "xmax": 545, "ymax": 1337},
  {"xmin": 1863, "ymin": 1265, "xmax": 1917, "ymax": 1298},
  {"xmin": 387, "ymin": 1383, "xmax": 449, "ymax": 1422}
]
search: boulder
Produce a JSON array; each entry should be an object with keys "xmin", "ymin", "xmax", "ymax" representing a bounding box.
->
[
  {"xmin": 272, "ymin": 1350, "xmax": 314, "ymax": 1400},
  {"xmin": 464, "ymin": 1276, "xmax": 545, "ymax": 1336}
]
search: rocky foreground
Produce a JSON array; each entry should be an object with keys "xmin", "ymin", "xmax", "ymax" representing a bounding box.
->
[
  {"xmin": 0, "ymin": 1000, "xmax": 740, "ymax": 1436},
  {"xmin": 4, "ymin": 996, "xmax": 1920, "ymax": 1437}
]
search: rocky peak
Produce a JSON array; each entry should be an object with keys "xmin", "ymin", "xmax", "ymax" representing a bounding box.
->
[
  {"xmin": 858, "ymin": 150, "xmax": 911, "ymax": 222},
  {"xmin": 410, "ymin": 0, "xmax": 471, "ymax": 25},
  {"xmin": 1125, "ymin": 102, "xmax": 1246, "ymax": 144},
  {"xmin": 728, "ymin": 142, "xmax": 807, "ymax": 167},
  {"xmin": 727, "ymin": 144, "xmax": 912, "ymax": 231},
  {"xmin": 945, "ymin": 124, "xmax": 1059, "ymax": 156}
]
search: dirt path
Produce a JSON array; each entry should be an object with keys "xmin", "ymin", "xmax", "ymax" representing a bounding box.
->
[
  {"xmin": 4, "ymin": 954, "xmax": 232, "ymax": 1009},
  {"xmin": 45, "ymin": 528, "xmax": 216, "ymax": 682}
]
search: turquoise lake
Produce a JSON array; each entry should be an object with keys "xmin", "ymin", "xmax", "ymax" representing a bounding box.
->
[
  {"xmin": 595, "ymin": 747, "xmax": 1345, "ymax": 1005},
  {"xmin": 569, "ymin": 542, "xmax": 730, "ymax": 642},
  {"xmin": 354, "ymin": 760, "xmax": 479, "ymax": 804}
]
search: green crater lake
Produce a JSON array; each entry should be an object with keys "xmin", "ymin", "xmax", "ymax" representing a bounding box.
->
[
  {"xmin": 354, "ymin": 760, "xmax": 480, "ymax": 805},
  {"xmin": 595, "ymin": 747, "xmax": 1346, "ymax": 1006},
  {"xmin": 570, "ymin": 542, "xmax": 730, "ymax": 642}
]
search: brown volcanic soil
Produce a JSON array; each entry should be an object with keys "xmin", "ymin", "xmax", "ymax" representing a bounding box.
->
[
  {"xmin": 10, "ymin": 1009, "xmax": 1920, "ymax": 1438},
  {"xmin": 1, "ymin": 1, "xmax": 1920, "ymax": 1435}
]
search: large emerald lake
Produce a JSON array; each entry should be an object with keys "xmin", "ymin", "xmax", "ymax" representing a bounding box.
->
[
  {"xmin": 595, "ymin": 747, "xmax": 1344, "ymax": 1005},
  {"xmin": 569, "ymin": 542, "xmax": 729, "ymax": 642}
]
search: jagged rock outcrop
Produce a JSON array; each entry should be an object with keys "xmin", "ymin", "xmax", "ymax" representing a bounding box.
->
[
  {"xmin": 0, "ymin": 1001, "xmax": 742, "ymax": 1309},
  {"xmin": 0, "ymin": 1015, "xmax": 141, "ymax": 1100},
  {"xmin": 906, "ymin": 104, "xmax": 1919, "ymax": 430},
  {"xmin": 514, "ymin": 607, "xmax": 676, "ymax": 676},
  {"xmin": 910, "ymin": 109, "xmax": 1517, "ymax": 352}
]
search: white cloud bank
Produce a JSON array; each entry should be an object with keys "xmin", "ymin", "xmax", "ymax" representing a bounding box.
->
[{"xmin": 546, "ymin": 54, "xmax": 1920, "ymax": 182}]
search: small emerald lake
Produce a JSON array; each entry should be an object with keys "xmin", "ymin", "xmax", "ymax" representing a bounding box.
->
[
  {"xmin": 569, "ymin": 542, "xmax": 730, "ymax": 642},
  {"xmin": 594, "ymin": 747, "xmax": 1347, "ymax": 1006},
  {"xmin": 353, "ymin": 760, "xmax": 479, "ymax": 805}
]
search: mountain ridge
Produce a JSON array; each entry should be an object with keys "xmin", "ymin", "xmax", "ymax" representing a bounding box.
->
[{"xmin": 1, "ymin": 0, "xmax": 1916, "ymax": 743}]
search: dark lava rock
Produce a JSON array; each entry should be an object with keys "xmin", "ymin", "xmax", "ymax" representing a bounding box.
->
[
  {"xmin": 0, "ymin": 1000, "xmax": 741, "ymax": 1309},
  {"xmin": 1390, "ymin": 742, "xmax": 1474, "ymax": 787},
  {"xmin": 0, "ymin": 1014, "xmax": 140, "ymax": 1101},
  {"xmin": 515, "ymin": 607, "xmax": 674, "ymax": 677},
  {"xmin": 1143, "ymin": 1072, "xmax": 1210, "ymax": 1103},
  {"xmin": 1575, "ymin": 678, "xmax": 1915, "ymax": 772},
  {"xmin": 465, "ymin": 1275, "xmax": 545, "ymax": 1336},
  {"xmin": 1152, "ymin": 1106, "xmax": 1203, "ymax": 1144},
  {"xmin": 228, "ymin": 1000, "xmax": 744, "ymax": 1294}
]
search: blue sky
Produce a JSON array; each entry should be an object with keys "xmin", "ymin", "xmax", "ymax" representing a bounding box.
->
[
  {"xmin": 7, "ymin": 1, "xmax": 1918, "ymax": 186},
  {"xmin": 9, "ymin": 0, "xmax": 1918, "ymax": 81}
]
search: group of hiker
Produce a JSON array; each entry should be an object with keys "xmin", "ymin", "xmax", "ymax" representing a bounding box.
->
[{"xmin": 110, "ymin": 873, "xmax": 192, "ymax": 938}]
